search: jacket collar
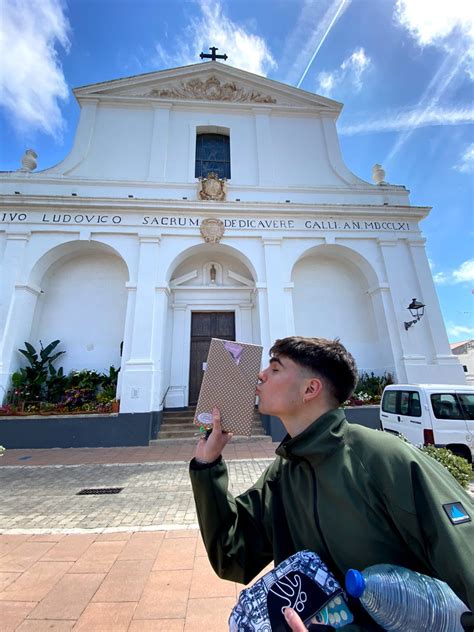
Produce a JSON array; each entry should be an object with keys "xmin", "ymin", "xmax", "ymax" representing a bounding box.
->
[{"xmin": 275, "ymin": 408, "xmax": 347, "ymax": 465}]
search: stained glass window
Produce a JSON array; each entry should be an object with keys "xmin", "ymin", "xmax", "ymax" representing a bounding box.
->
[{"xmin": 195, "ymin": 133, "xmax": 231, "ymax": 179}]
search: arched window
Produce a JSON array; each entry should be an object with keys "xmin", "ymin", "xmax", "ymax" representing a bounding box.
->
[{"xmin": 195, "ymin": 133, "xmax": 231, "ymax": 179}]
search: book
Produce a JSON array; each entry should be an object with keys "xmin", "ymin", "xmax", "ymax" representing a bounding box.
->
[{"xmin": 194, "ymin": 338, "xmax": 263, "ymax": 436}]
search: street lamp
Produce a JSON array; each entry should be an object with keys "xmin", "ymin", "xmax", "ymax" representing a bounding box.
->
[{"xmin": 404, "ymin": 298, "xmax": 426, "ymax": 330}]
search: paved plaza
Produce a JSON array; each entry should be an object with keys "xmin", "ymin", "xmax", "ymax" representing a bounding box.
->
[
  {"xmin": 0, "ymin": 440, "xmax": 278, "ymax": 631},
  {"xmin": 0, "ymin": 440, "xmax": 472, "ymax": 631},
  {"xmin": 0, "ymin": 459, "xmax": 273, "ymax": 533}
]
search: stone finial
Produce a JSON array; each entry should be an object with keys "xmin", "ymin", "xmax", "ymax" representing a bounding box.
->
[
  {"xmin": 20, "ymin": 149, "xmax": 38, "ymax": 172},
  {"xmin": 372, "ymin": 163, "xmax": 387, "ymax": 185}
]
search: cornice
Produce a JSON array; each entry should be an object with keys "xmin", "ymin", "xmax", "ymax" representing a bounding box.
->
[
  {"xmin": 0, "ymin": 173, "xmax": 409, "ymax": 194},
  {"xmin": 0, "ymin": 194, "xmax": 430, "ymax": 219},
  {"xmin": 77, "ymin": 94, "xmax": 338, "ymax": 117}
]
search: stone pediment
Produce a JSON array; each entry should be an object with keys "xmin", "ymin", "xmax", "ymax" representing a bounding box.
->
[
  {"xmin": 73, "ymin": 61, "xmax": 342, "ymax": 113},
  {"xmin": 143, "ymin": 75, "xmax": 277, "ymax": 104}
]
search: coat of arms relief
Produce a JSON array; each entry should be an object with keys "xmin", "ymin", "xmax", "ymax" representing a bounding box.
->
[
  {"xmin": 199, "ymin": 218, "xmax": 225, "ymax": 243},
  {"xmin": 198, "ymin": 172, "xmax": 227, "ymax": 201}
]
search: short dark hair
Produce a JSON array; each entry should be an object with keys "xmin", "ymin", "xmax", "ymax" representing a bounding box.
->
[{"xmin": 270, "ymin": 336, "xmax": 358, "ymax": 405}]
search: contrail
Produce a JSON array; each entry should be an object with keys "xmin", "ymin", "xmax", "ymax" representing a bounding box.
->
[
  {"xmin": 384, "ymin": 42, "xmax": 470, "ymax": 165},
  {"xmin": 296, "ymin": 0, "xmax": 350, "ymax": 88}
]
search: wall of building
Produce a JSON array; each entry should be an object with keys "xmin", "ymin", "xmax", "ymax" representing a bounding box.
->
[{"xmin": 0, "ymin": 64, "xmax": 466, "ymax": 417}]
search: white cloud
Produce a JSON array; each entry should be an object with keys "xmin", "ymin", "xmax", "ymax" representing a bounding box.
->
[
  {"xmin": 430, "ymin": 258, "xmax": 474, "ymax": 285},
  {"xmin": 339, "ymin": 105, "xmax": 474, "ymax": 135},
  {"xmin": 395, "ymin": 0, "xmax": 474, "ymax": 64},
  {"xmin": 447, "ymin": 323, "xmax": 474, "ymax": 339},
  {"xmin": 452, "ymin": 259, "xmax": 474, "ymax": 283},
  {"xmin": 454, "ymin": 143, "xmax": 474, "ymax": 174},
  {"xmin": 316, "ymin": 47, "xmax": 371, "ymax": 97},
  {"xmin": 0, "ymin": 0, "xmax": 70, "ymax": 138},
  {"xmin": 433, "ymin": 271, "xmax": 449, "ymax": 285},
  {"xmin": 153, "ymin": 0, "xmax": 275, "ymax": 77}
]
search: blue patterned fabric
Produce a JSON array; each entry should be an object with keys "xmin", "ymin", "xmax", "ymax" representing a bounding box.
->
[{"xmin": 229, "ymin": 550, "xmax": 353, "ymax": 631}]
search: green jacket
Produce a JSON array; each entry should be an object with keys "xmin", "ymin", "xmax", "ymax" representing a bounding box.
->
[{"xmin": 190, "ymin": 409, "xmax": 474, "ymax": 629}]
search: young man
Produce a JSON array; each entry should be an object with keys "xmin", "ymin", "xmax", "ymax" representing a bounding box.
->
[{"xmin": 189, "ymin": 337, "xmax": 474, "ymax": 630}]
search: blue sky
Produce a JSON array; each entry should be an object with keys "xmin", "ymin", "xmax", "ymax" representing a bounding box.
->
[{"xmin": 1, "ymin": 0, "xmax": 473, "ymax": 342}]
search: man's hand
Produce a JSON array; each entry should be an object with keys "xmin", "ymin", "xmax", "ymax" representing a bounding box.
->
[
  {"xmin": 194, "ymin": 407, "xmax": 233, "ymax": 463},
  {"xmin": 284, "ymin": 607, "xmax": 308, "ymax": 631}
]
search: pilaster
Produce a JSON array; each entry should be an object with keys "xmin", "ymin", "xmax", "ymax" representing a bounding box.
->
[
  {"xmin": 147, "ymin": 103, "xmax": 171, "ymax": 182},
  {"xmin": 120, "ymin": 235, "xmax": 162, "ymax": 413},
  {"xmin": 253, "ymin": 108, "xmax": 274, "ymax": 186}
]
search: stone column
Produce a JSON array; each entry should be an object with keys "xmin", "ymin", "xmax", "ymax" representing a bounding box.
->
[
  {"xmin": 263, "ymin": 239, "xmax": 288, "ymax": 344},
  {"xmin": 0, "ymin": 283, "xmax": 40, "ymax": 398},
  {"xmin": 283, "ymin": 282, "xmax": 296, "ymax": 336},
  {"xmin": 378, "ymin": 239, "xmax": 425, "ymax": 381},
  {"xmin": 408, "ymin": 239, "xmax": 464, "ymax": 381},
  {"xmin": 120, "ymin": 236, "xmax": 161, "ymax": 413},
  {"xmin": 253, "ymin": 108, "xmax": 274, "ymax": 186},
  {"xmin": 256, "ymin": 283, "xmax": 271, "ymax": 362},
  {"xmin": 166, "ymin": 304, "xmax": 188, "ymax": 408},
  {"xmin": 116, "ymin": 282, "xmax": 136, "ymax": 399},
  {"xmin": 368, "ymin": 284, "xmax": 404, "ymax": 381},
  {"xmin": 147, "ymin": 104, "xmax": 171, "ymax": 182},
  {"xmin": 0, "ymin": 232, "xmax": 30, "ymax": 337},
  {"xmin": 239, "ymin": 302, "xmax": 253, "ymax": 342},
  {"xmin": 151, "ymin": 285, "xmax": 171, "ymax": 410}
]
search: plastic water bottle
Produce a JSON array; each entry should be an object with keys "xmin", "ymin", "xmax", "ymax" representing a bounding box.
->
[{"xmin": 345, "ymin": 564, "xmax": 470, "ymax": 632}]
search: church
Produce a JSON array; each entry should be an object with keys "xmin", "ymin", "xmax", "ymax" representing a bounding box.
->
[{"xmin": 0, "ymin": 56, "xmax": 464, "ymax": 429}]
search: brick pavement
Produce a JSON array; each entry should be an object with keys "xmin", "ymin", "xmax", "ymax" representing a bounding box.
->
[
  {"xmin": 1, "ymin": 440, "xmax": 472, "ymax": 630},
  {"xmin": 0, "ymin": 440, "xmax": 278, "ymax": 630},
  {"xmin": 0, "ymin": 528, "xmax": 272, "ymax": 631}
]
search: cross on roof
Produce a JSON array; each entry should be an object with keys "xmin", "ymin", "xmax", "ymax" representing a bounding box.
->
[{"xmin": 200, "ymin": 47, "xmax": 228, "ymax": 62}]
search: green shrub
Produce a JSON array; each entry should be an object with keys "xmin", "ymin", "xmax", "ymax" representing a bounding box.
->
[
  {"xmin": 0, "ymin": 446, "xmax": 5, "ymax": 457},
  {"xmin": 8, "ymin": 340, "xmax": 65, "ymax": 403},
  {"xmin": 420, "ymin": 445, "xmax": 472, "ymax": 490},
  {"xmin": 97, "ymin": 385, "xmax": 117, "ymax": 403},
  {"xmin": 354, "ymin": 371, "xmax": 394, "ymax": 399}
]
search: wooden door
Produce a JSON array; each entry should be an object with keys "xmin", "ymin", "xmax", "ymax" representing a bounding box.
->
[{"xmin": 188, "ymin": 312, "xmax": 235, "ymax": 405}]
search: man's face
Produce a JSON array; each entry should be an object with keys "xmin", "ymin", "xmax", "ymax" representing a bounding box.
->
[{"xmin": 256, "ymin": 355, "xmax": 309, "ymax": 418}]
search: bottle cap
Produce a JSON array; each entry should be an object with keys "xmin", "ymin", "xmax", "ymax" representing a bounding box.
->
[{"xmin": 345, "ymin": 569, "xmax": 365, "ymax": 598}]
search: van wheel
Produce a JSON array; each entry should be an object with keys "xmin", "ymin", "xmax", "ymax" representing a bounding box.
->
[{"xmin": 447, "ymin": 445, "xmax": 472, "ymax": 464}]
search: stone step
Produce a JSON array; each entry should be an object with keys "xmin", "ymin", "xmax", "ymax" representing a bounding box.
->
[
  {"xmin": 149, "ymin": 434, "xmax": 273, "ymax": 445},
  {"xmin": 158, "ymin": 423, "xmax": 266, "ymax": 435},
  {"xmin": 156, "ymin": 406, "xmax": 267, "ymax": 442},
  {"xmin": 160, "ymin": 415, "xmax": 262, "ymax": 425}
]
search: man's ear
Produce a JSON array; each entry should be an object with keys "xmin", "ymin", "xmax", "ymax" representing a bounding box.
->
[{"xmin": 303, "ymin": 378, "xmax": 324, "ymax": 402}]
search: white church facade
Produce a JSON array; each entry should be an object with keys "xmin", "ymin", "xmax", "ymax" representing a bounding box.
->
[{"xmin": 0, "ymin": 60, "xmax": 464, "ymax": 423}]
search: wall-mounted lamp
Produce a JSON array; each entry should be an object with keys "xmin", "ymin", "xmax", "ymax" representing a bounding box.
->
[{"xmin": 404, "ymin": 297, "xmax": 425, "ymax": 330}]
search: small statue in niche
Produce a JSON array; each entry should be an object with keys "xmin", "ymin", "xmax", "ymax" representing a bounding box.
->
[{"xmin": 209, "ymin": 264, "xmax": 217, "ymax": 285}]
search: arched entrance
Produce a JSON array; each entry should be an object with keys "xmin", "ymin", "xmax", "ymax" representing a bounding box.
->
[{"xmin": 164, "ymin": 244, "xmax": 258, "ymax": 408}]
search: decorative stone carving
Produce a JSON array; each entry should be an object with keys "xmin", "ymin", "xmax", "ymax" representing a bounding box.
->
[
  {"xmin": 198, "ymin": 172, "xmax": 227, "ymax": 201},
  {"xmin": 200, "ymin": 218, "xmax": 225, "ymax": 244},
  {"xmin": 20, "ymin": 149, "xmax": 37, "ymax": 172},
  {"xmin": 146, "ymin": 76, "xmax": 276, "ymax": 103},
  {"xmin": 372, "ymin": 163, "xmax": 387, "ymax": 185}
]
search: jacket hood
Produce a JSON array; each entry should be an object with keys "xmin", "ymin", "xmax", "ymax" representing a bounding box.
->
[{"xmin": 275, "ymin": 408, "xmax": 347, "ymax": 465}]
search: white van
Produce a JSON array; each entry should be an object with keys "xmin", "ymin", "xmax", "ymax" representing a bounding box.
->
[{"xmin": 380, "ymin": 384, "xmax": 474, "ymax": 463}]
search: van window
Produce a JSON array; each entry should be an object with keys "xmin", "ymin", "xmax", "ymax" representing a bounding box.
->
[
  {"xmin": 382, "ymin": 390, "xmax": 421, "ymax": 416},
  {"xmin": 458, "ymin": 393, "xmax": 474, "ymax": 420},
  {"xmin": 431, "ymin": 394, "xmax": 463, "ymax": 419},
  {"xmin": 410, "ymin": 392, "xmax": 422, "ymax": 417},
  {"xmin": 382, "ymin": 391, "xmax": 397, "ymax": 413}
]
